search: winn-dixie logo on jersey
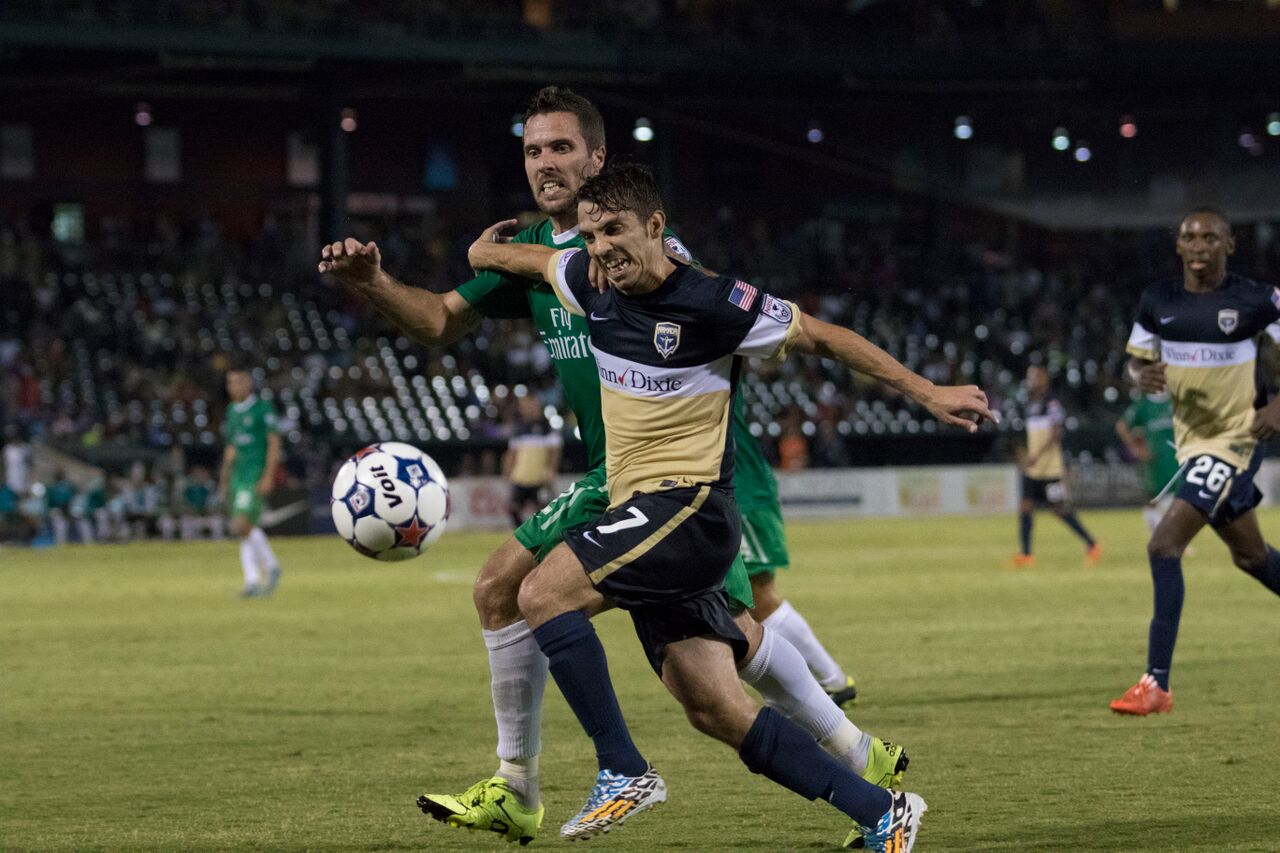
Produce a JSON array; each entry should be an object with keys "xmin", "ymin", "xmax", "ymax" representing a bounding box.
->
[
  {"xmin": 1160, "ymin": 339, "xmax": 1255, "ymax": 367},
  {"xmin": 597, "ymin": 362, "xmax": 684, "ymax": 392}
]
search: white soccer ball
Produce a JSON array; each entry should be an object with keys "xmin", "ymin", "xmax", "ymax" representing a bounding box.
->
[{"xmin": 330, "ymin": 442, "xmax": 450, "ymax": 561}]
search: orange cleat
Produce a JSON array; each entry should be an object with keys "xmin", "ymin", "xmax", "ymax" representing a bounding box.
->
[
  {"xmin": 1109, "ymin": 674, "xmax": 1172, "ymax": 716},
  {"xmin": 1009, "ymin": 553, "xmax": 1035, "ymax": 569},
  {"xmin": 1084, "ymin": 542, "xmax": 1103, "ymax": 565}
]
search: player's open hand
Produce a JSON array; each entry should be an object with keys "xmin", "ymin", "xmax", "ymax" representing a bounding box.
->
[
  {"xmin": 318, "ymin": 238, "xmax": 382, "ymax": 291},
  {"xmin": 1251, "ymin": 398, "xmax": 1280, "ymax": 440},
  {"xmin": 467, "ymin": 219, "xmax": 519, "ymax": 270},
  {"xmin": 1133, "ymin": 361, "xmax": 1167, "ymax": 394},
  {"xmin": 922, "ymin": 384, "xmax": 998, "ymax": 434}
]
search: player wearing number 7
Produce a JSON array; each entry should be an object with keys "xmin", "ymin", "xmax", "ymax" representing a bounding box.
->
[{"xmin": 1112, "ymin": 207, "xmax": 1280, "ymax": 716}]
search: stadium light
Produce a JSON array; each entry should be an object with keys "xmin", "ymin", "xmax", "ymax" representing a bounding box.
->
[
  {"xmin": 806, "ymin": 121, "xmax": 824, "ymax": 144},
  {"xmin": 134, "ymin": 102, "xmax": 152, "ymax": 127},
  {"xmin": 1074, "ymin": 141, "xmax": 1092, "ymax": 162},
  {"xmin": 953, "ymin": 116, "xmax": 973, "ymax": 140},
  {"xmin": 510, "ymin": 113, "xmax": 525, "ymax": 137},
  {"xmin": 1268, "ymin": 113, "xmax": 1280, "ymax": 137},
  {"xmin": 1052, "ymin": 127, "xmax": 1070, "ymax": 151},
  {"xmin": 1119, "ymin": 115, "xmax": 1137, "ymax": 138},
  {"xmin": 632, "ymin": 118, "xmax": 654, "ymax": 143},
  {"xmin": 340, "ymin": 108, "xmax": 358, "ymax": 133}
]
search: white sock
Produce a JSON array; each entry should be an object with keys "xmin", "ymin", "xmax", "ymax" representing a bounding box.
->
[
  {"xmin": 497, "ymin": 757, "xmax": 540, "ymax": 809},
  {"xmin": 740, "ymin": 625, "xmax": 852, "ymax": 741},
  {"xmin": 248, "ymin": 527, "xmax": 279, "ymax": 571},
  {"xmin": 484, "ymin": 620, "xmax": 547, "ymax": 808},
  {"xmin": 239, "ymin": 538, "xmax": 261, "ymax": 586},
  {"xmin": 762, "ymin": 600, "xmax": 847, "ymax": 689}
]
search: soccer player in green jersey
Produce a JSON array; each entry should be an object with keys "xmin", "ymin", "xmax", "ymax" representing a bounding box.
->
[
  {"xmin": 1116, "ymin": 391, "xmax": 1180, "ymax": 535},
  {"xmin": 218, "ymin": 367, "xmax": 282, "ymax": 597},
  {"xmin": 320, "ymin": 87, "xmax": 901, "ymax": 845}
]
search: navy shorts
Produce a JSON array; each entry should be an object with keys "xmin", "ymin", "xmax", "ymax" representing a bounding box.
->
[
  {"xmin": 1175, "ymin": 451, "xmax": 1263, "ymax": 529},
  {"xmin": 1021, "ymin": 476, "xmax": 1068, "ymax": 506},
  {"xmin": 564, "ymin": 485, "xmax": 748, "ymax": 675}
]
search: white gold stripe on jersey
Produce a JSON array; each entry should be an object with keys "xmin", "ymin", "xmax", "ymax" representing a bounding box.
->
[
  {"xmin": 1127, "ymin": 322, "xmax": 1157, "ymax": 361},
  {"xmin": 1160, "ymin": 338, "xmax": 1256, "ymax": 368},
  {"xmin": 547, "ymin": 249, "xmax": 584, "ymax": 315},
  {"xmin": 1025, "ymin": 414, "xmax": 1059, "ymax": 432},
  {"xmin": 591, "ymin": 343, "xmax": 732, "ymax": 398},
  {"xmin": 737, "ymin": 298, "xmax": 799, "ymax": 359}
]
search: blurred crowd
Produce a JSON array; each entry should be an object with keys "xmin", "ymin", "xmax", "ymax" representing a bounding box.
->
[{"xmin": 4, "ymin": 200, "xmax": 1280, "ymax": 544}]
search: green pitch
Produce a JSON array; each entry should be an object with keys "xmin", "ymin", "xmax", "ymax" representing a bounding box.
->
[{"xmin": 4, "ymin": 510, "xmax": 1279, "ymax": 851}]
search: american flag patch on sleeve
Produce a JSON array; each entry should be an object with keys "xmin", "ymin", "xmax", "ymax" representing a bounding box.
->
[{"xmin": 728, "ymin": 280, "xmax": 758, "ymax": 311}]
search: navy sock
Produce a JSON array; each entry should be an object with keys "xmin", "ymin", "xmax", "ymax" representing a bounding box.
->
[
  {"xmin": 739, "ymin": 707, "xmax": 891, "ymax": 828},
  {"xmin": 532, "ymin": 612, "xmax": 647, "ymax": 777},
  {"xmin": 1059, "ymin": 512, "xmax": 1095, "ymax": 547},
  {"xmin": 1146, "ymin": 555, "xmax": 1184, "ymax": 691},
  {"xmin": 1019, "ymin": 512, "xmax": 1032, "ymax": 555},
  {"xmin": 1246, "ymin": 547, "xmax": 1280, "ymax": 596}
]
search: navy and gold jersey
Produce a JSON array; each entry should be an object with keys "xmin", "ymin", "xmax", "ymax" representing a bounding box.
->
[
  {"xmin": 545, "ymin": 249, "xmax": 799, "ymax": 507},
  {"xmin": 1023, "ymin": 396, "xmax": 1066, "ymax": 480},
  {"xmin": 1126, "ymin": 273, "xmax": 1280, "ymax": 471}
]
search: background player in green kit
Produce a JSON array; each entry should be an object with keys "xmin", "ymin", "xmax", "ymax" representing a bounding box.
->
[
  {"xmin": 736, "ymin": 394, "xmax": 859, "ymax": 705},
  {"xmin": 218, "ymin": 367, "xmax": 282, "ymax": 597},
  {"xmin": 1116, "ymin": 391, "xmax": 1181, "ymax": 536},
  {"xmin": 320, "ymin": 86, "xmax": 903, "ymax": 845}
]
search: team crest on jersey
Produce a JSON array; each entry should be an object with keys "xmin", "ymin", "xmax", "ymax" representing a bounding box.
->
[
  {"xmin": 762, "ymin": 295, "xmax": 793, "ymax": 325},
  {"xmin": 663, "ymin": 235, "xmax": 692, "ymax": 263},
  {"xmin": 653, "ymin": 322, "xmax": 681, "ymax": 359},
  {"xmin": 1218, "ymin": 308, "xmax": 1239, "ymax": 334}
]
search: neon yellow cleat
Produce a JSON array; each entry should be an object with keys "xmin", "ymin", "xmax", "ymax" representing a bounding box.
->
[
  {"xmin": 825, "ymin": 675, "xmax": 859, "ymax": 707},
  {"xmin": 416, "ymin": 777, "xmax": 543, "ymax": 846}
]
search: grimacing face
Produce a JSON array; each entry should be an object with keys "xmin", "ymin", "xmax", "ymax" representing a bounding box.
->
[
  {"xmin": 1176, "ymin": 213, "xmax": 1233, "ymax": 282},
  {"xmin": 522, "ymin": 112, "xmax": 604, "ymax": 218},
  {"xmin": 578, "ymin": 203, "xmax": 664, "ymax": 295},
  {"xmin": 226, "ymin": 371, "xmax": 252, "ymax": 402}
]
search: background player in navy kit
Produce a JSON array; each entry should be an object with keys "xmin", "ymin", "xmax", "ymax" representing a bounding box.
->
[
  {"xmin": 469, "ymin": 164, "xmax": 995, "ymax": 851},
  {"xmin": 1112, "ymin": 208, "xmax": 1280, "ymax": 715},
  {"xmin": 1012, "ymin": 364, "xmax": 1101, "ymax": 568},
  {"xmin": 503, "ymin": 393, "xmax": 562, "ymax": 527}
]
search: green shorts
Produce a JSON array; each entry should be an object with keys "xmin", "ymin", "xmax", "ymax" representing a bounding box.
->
[
  {"xmin": 515, "ymin": 467, "xmax": 754, "ymax": 611},
  {"xmin": 739, "ymin": 502, "xmax": 790, "ymax": 577},
  {"xmin": 229, "ymin": 482, "xmax": 263, "ymax": 524}
]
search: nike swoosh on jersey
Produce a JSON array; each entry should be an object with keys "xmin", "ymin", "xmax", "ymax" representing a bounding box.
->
[
  {"xmin": 1159, "ymin": 316, "xmax": 1176, "ymax": 324},
  {"xmin": 589, "ymin": 312, "xmax": 610, "ymax": 321},
  {"xmin": 259, "ymin": 500, "xmax": 310, "ymax": 527},
  {"xmin": 1197, "ymin": 490, "xmax": 1214, "ymax": 499},
  {"xmin": 582, "ymin": 530, "xmax": 603, "ymax": 547}
]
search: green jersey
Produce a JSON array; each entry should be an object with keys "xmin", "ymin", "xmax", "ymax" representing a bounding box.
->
[
  {"xmin": 1123, "ymin": 393, "xmax": 1179, "ymax": 495},
  {"xmin": 222, "ymin": 395, "xmax": 278, "ymax": 483},
  {"xmin": 732, "ymin": 394, "xmax": 779, "ymax": 512}
]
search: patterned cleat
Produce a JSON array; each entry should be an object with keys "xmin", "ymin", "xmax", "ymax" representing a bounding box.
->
[
  {"xmin": 560, "ymin": 764, "xmax": 667, "ymax": 841},
  {"xmin": 844, "ymin": 739, "xmax": 910, "ymax": 847},
  {"xmin": 1085, "ymin": 543, "xmax": 1103, "ymax": 566},
  {"xmin": 825, "ymin": 676, "xmax": 859, "ymax": 707},
  {"xmin": 848, "ymin": 791, "xmax": 927, "ymax": 853},
  {"xmin": 1009, "ymin": 554, "xmax": 1035, "ymax": 569},
  {"xmin": 416, "ymin": 777, "xmax": 543, "ymax": 846},
  {"xmin": 263, "ymin": 565, "xmax": 282, "ymax": 594},
  {"xmin": 1109, "ymin": 673, "xmax": 1172, "ymax": 716}
]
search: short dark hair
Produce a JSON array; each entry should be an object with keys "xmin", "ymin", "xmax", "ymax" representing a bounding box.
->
[
  {"xmin": 1182, "ymin": 206, "xmax": 1232, "ymax": 232},
  {"xmin": 576, "ymin": 163, "xmax": 663, "ymax": 223},
  {"xmin": 524, "ymin": 86, "xmax": 606, "ymax": 151}
]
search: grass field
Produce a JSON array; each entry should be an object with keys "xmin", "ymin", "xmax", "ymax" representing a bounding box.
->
[{"xmin": 3, "ymin": 509, "xmax": 1280, "ymax": 852}]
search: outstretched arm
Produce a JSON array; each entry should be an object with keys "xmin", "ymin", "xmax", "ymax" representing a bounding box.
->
[
  {"xmin": 468, "ymin": 220, "xmax": 557, "ymax": 281},
  {"xmin": 319, "ymin": 238, "xmax": 481, "ymax": 347},
  {"xmin": 789, "ymin": 312, "xmax": 997, "ymax": 433}
]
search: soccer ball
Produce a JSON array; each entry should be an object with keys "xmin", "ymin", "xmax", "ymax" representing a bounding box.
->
[{"xmin": 330, "ymin": 442, "xmax": 450, "ymax": 561}]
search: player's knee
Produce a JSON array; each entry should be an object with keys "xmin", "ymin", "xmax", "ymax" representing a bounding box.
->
[
  {"xmin": 1230, "ymin": 546, "xmax": 1268, "ymax": 575},
  {"xmin": 516, "ymin": 569, "xmax": 558, "ymax": 625},
  {"xmin": 1147, "ymin": 533, "xmax": 1182, "ymax": 561},
  {"xmin": 473, "ymin": 559, "xmax": 523, "ymax": 627}
]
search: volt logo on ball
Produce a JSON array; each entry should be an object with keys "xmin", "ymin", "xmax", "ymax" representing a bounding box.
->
[{"xmin": 330, "ymin": 442, "xmax": 450, "ymax": 562}]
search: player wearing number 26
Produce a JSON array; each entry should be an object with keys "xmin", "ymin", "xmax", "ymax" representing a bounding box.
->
[{"xmin": 1112, "ymin": 208, "xmax": 1280, "ymax": 715}]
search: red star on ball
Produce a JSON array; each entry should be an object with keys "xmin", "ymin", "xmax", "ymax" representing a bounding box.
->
[
  {"xmin": 353, "ymin": 444, "xmax": 379, "ymax": 460},
  {"xmin": 395, "ymin": 517, "xmax": 427, "ymax": 548}
]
